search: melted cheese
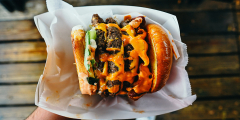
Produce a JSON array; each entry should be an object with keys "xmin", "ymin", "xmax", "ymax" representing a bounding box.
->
[
  {"xmin": 106, "ymin": 43, "xmax": 125, "ymax": 81},
  {"xmin": 106, "ymin": 48, "xmax": 121, "ymax": 51},
  {"xmin": 122, "ymin": 35, "xmax": 131, "ymax": 46},
  {"xmin": 130, "ymin": 37, "xmax": 149, "ymax": 66},
  {"xmin": 121, "ymin": 24, "xmax": 152, "ymax": 94},
  {"xmin": 122, "ymin": 25, "xmax": 149, "ymax": 67},
  {"xmin": 107, "ymin": 23, "xmax": 121, "ymax": 30},
  {"xmin": 96, "ymin": 23, "xmax": 107, "ymax": 34},
  {"xmin": 108, "ymin": 85, "xmax": 121, "ymax": 93},
  {"xmin": 136, "ymin": 29, "xmax": 147, "ymax": 39},
  {"xmin": 133, "ymin": 64, "xmax": 153, "ymax": 94},
  {"xmin": 121, "ymin": 25, "xmax": 136, "ymax": 37},
  {"xmin": 99, "ymin": 53, "xmax": 109, "ymax": 62},
  {"xmin": 96, "ymin": 23, "xmax": 107, "ymax": 44},
  {"xmin": 102, "ymin": 62, "xmax": 108, "ymax": 76},
  {"xmin": 118, "ymin": 91, "xmax": 127, "ymax": 95}
]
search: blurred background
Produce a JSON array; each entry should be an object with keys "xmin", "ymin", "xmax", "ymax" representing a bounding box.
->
[{"xmin": 0, "ymin": 0, "xmax": 240, "ymax": 119}]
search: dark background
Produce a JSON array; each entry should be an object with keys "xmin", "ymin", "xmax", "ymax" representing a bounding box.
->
[{"xmin": 0, "ymin": 0, "xmax": 239, "ymax": 119}]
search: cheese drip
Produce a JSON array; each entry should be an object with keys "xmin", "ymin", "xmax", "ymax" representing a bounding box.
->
[{"xmin": 121, "ymin": 20, "xmax": 152, "ymax": 95}]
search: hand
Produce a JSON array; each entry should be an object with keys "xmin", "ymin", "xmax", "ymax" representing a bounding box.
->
[{"xmin": 27, "ymin": 107, "xmax": 78, "ymax": 120}]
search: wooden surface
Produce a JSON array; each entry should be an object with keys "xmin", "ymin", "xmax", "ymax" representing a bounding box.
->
[
  {"xmin": 0, "ymin": 0, "xmax": 240, "ymax": 119},
  {"xmin": 0, "ymin": 20, "xmax": 42, "ymax": 41}
]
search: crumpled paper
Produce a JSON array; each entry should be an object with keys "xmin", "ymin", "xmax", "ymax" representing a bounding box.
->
[{"xmin": 34, "ymin": 0, "xmax": 196, "ymax": 119}]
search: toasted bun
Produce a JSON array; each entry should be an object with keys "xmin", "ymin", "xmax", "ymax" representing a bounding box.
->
[
  {"xmin": 146, "ymin": 24, "xmax": 173, "ymax": 93},
  {"xmin": 71, "ymin": 29, "xmax": 97, "ymax": 95},
  {"xmin": 71, "ymin": 29, "xmax": 87, "ymax": 75}
]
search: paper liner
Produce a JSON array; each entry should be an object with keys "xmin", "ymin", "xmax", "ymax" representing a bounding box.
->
[{"xmin": 34, "ymin": 0, "xmax": 196, "ymax": 119}]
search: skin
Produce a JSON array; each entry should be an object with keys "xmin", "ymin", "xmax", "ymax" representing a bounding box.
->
[{"xmin": 27, "ymin": 107, "xmax": 79, "ymax": 120}]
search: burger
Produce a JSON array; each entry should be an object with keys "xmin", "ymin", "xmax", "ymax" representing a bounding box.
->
[{"xmin": 71, "ymin": 14, "xmax": 173, "ymax": 101}]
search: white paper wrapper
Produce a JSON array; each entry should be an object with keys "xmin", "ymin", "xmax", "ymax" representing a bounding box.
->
[{"xmin": 34, "ymin": 0, "xmax": 196, "ymax": 119}]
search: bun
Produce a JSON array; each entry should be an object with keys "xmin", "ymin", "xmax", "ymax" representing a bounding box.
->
[
  {"xmin": 71, "ymin": 29, "xmax": 97, "ymax": 95},
  {"xmin": 71, "ymin": 29, "xmax": 87, "ymax": 74},
  {"xmin": 146, "ymin": 24, "xmax": 173, "ymax": 93}
]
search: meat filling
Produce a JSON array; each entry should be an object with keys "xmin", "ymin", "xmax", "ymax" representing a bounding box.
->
[
  {"xmin": 98, "ymin": 61, "xmax": 104, "ymax": 72},
  {"xmin": 108, "ymin": 61, "xmax": 119, "ymax": 73},
  {"xmin": 107, "ymin": 27, "xmax": 122, "ymax": 49},
  {"xmin": 106, "ymin": 17, "xmax": 117, "ymax": 24},
  {"xmin": 124, "ymin": 59, "xmax": 133, "ymax": 71},
  {"xmin": 96, "ymin": 29, "xmax": 106, "ymax": 54},
  {"xmin": 107, "ymin": 80, "xmax": 121, "ymax": 88},
  {"xmin": 91, "ymin": 14, "xmax": 104, "ymax": 26},
  {"xmin": 124, "ymin": 44, "xmax": 134, "ymax": 58}
]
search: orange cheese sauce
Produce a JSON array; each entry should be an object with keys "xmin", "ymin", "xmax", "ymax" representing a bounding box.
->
[
  {"xmin": 102, "ymin": 62, "xmax": 108, "ymax": 76},
  {"xmin": 118, "ymin": 91, "xmax": 127, "ymax": 95},
  {"xmin": 108, "ymin": 85, "xmax": 121, "ymax": 93},
  {"xmin": 107, "ymin": 23, "xmax": 121, "ymax": 30},
  {"xmin": 122, "ymin": 24, "xmax": 149, "ymax": 67},
  {"xmin": 99, "ymin": 53, "xmax": 109, "ymax": 62},
  {"xmin": 87, "ymin": 45, "xmax": 96, "ymax": 61},
  {"xmin": 130, "ymin": 37, "xmax": 149, "ymax": 66},
  {"xmin": 106, "ymin": 43, "xmax": 125, "ymax": 94},
  {"xmin": 121, "ymin": 24, "xmax": 152, "ymax": 94},
  {"xmin": 133, "ymin": 64, "xmax": 153, "ymax": 94},
  {"xmin": 136, "ymin": 29, "xmax": 147, "ymax": 39},
  {"xmin": 106, "ymin": 47, "xmax": 121, "ymax": 51},
  {"xmin": 121, "ymin": 25, "xmax": 136, "ymax": 37},
  {"xmin": 96, "ymin": 23, "xmax": 107, "ymax": 34}
]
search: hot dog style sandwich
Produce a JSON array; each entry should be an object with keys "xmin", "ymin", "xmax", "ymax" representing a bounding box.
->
[{"xmin": 71, "ymin": 14, "xmax": 176, "ymax": 101}]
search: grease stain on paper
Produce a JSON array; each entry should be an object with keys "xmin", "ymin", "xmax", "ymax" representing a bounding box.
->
[
  {"xmin": 133, "ymin": 109, "xmax": 144, "ymax": 114},
  {"xmin": 45, "ymin": 90, "xmax": 60, "ymax": 104},
  {"xmin": 85, "ymin": 102, "xmax": 92, "ymax": 107},
  {"xmin": 46, "ymin": 97, "xmax": 50, "ymax": 101},
  {"xmin": 168, "ymin": 95, "xmax": 176, "ymax": 98},
  {"xmin": 76, "ymin": 114, "xmax": 81, "ymax": 118},
  {"xmin": 81, "ymin": 101, "xmax": 92, "ymax": 110}
]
